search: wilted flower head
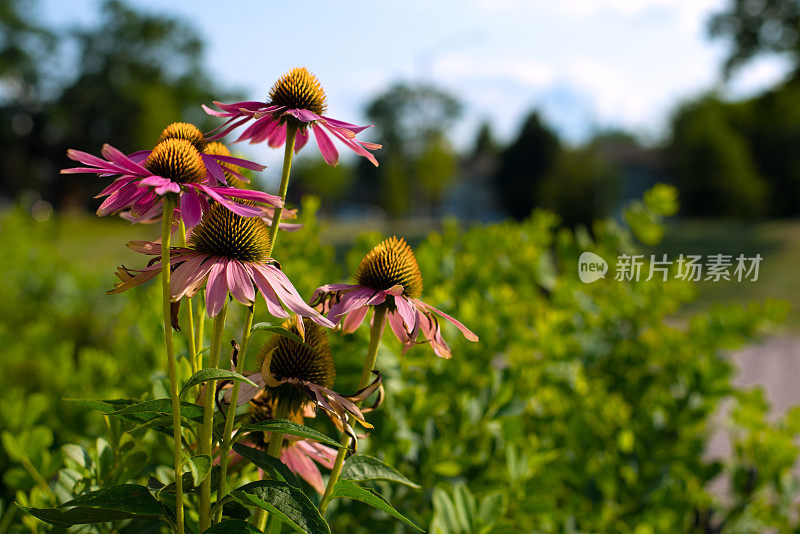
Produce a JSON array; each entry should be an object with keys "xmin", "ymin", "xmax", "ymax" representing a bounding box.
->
[
  {"xmin": 108, "ymin": 203, "xmax": 331, "ymax": 324},
  {"xmin": 204, "ymin": 67, "xmax": 381, "ymax": 167},
  {"xmin": 313, "ymin": 236, "xmax": 478, "ymax": 359},
  {"xmin": 233, "ymin": 318, "xmax": 381, "ymax": 444}
]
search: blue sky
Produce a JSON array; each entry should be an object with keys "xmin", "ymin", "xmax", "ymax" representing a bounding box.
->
[{"xmin": 42, "ymin": 0, "xmax": 791, "ymax": 156}]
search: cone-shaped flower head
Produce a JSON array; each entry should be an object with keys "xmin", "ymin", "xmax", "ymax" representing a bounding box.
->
[
  {"xmin": 188, "ymin": 201, "xmax": 272, "ymax": 263},
  {"xmin": 144, "ymin": 139, "xmax": 206, "ymax": 184},
  {"xmin": 259, "ymin": 319, "xmax": 336, "ymax": 416},
  {"xmin": 157, "ymin": 121, "xmax": 207, "ymax": 151},
  {"xmin": 313, "ymin": 236, "xmax": 478, "ymax": 359},
  {"xmin": 232, "ymin": 317, "xmax": 381, "ymax": 446},
  {"xmin": 62, "ymin": 121, "xmax": 279, "ymax": 227},
  {"xmin": 109, "ymin": 204, "xmax": 332, "ymax": 324},
  {"xmin": 354, "ymin": 236, "xmax": 424, "ymax": 300},
  {"xmin": 204, "ymin": 67, "xmax": 381, "ymax": 167}
]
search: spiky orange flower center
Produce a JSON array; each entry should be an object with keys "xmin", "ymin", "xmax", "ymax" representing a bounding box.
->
[
  {"xmin": 259, "ymin": 319, "xmax": 336, "ymax": 413},
  {"xmin": 144, "ymin": 138, "xmax": 205, "ymax": 184},
  {"xmin": 203, "ymin": 141, "xmax": 249, "ymax": 189},
  {"xmin": 157, "ymin": 122, "xmax": 207, "ymax": 151},
  {"xmin": 355, "ymin": 236, "xmax": 423, "ymax": 299},
  {"xmin": 269, "ymin": 67, "xmax": 327, "ymax": 116},
  {"xmin": 188, "ymin": 202, "xmax": 271, "ymax": 262}
]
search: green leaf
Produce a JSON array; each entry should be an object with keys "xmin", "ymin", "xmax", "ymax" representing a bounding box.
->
[
  {"xmin": 201, "ymin": 520, "xmax": 264, "ymax": 533},
  {"xmin": 251, "ymin": 323, "xmax": 305, "ymax": 344},
  {"xmin": 341, "ymin": 454, "xmax": 420, "ymax": 488},
  {"xmin": 331, "ymin": 479, "xmax": 423, "ymax": 532},
  {"xmin": 1, "ymin": 432, "xmax": 25, "ymax": 462},
  {"xmin": 231, "ymin": 480, "xmax": 330, "ymax": 534},
  {"xmin": 238, "ymin": 419, "xmax": 343, "ymax": 449},
  {"xmin": 104, "ymin": 399, "xmax": 204, "ymax": 423},
  {"xmin": 180, "ymin": 369, "xmax": 260, "ymax": 398},
  {"xmin": 453, "ymin": 483, "xmax": 476, "ymax": 531},
  {"xmin": 185, "ymin": 454, "xmax": 213, "ymax": 486},
  {"xmin": 432, "ymin": 487, "xmax": 457, "ymax": 533},
  {"xmin": 61, "ymin": 484, "xmax": 163, "ymax": 516},
  {"xmin": 477, "ymin": 492, "xmax": 506, "ymax": 526},
  {"xmin": 19, "ymin": 505, "xmax": 139, "ymax": 527},
  {"xmin": 231, "ymin": 443, "xmax": 299, "ymax": 488}
]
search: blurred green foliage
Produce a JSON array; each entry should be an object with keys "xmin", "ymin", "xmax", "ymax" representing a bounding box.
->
[{"xmin": 0, "ymin": 186, "xmax": 796, "ymax": 532}]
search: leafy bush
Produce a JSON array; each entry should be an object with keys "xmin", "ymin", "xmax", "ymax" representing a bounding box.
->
[{"xmin": 0, "ymin": 186, "xmax": 795, "ymax": 533}]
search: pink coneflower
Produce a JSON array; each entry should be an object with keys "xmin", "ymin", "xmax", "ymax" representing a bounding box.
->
[
  {"xmin": 312, "ymin": 237, "xmax": 479, "ymax": 359},
  {"xmin": 204, "ymin": 67, "xmax": 381, "ymax": 167},
  {"xmin": 230, "ymin": 318, "xmax": 381, "ymax": 445},
  {"xmin": 62, "ymin": 137, "xmax": 280, "ymax": 228},
  {"xmin": 108, "ymin": 203, "xmax": 331, "ymax": 325}
]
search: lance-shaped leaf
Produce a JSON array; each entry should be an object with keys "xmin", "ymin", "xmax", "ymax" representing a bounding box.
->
[
  {"xmin": 237, "ymin": 419, "xmax": 344, "ymax": 449},
  {"xmin": 180, "ymin": 369, "xmax": 261, "ymax": 398},
  {"xmin": 330, "ymin": 479, "xmax": 423, "ymax": 532},
  {"xmin": 104, "ymin": 399, "xmax": 205, "ymax": 423},
  {"xmin": 231, "ymin": 480, "xmax": 330, "ymax": 534},
  {"xmin": 185, "ymin": 454, "xmax": 213, "ymax": 486},
  {"xmin": 19, "ymin": 505, "xmax": 142, "ymax": 527},
  {"xmin": 232, "ymin": 443, "xmax": 300, "ymax": 488},
  {"xmin": 201, "ymin": 519, "xmax": 264, "ymax": 533},
  {"xmin": 61, "ymin": 484, "xmax": 164, "ymax": 516},
  {"xmin": 341, "ymin": 454, "xmax": 420, "ymax": 488}
]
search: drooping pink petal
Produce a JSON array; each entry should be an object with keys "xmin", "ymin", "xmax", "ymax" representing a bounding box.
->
[
  {"xmin": 236, "ymin": 115, "xmax": 274, "ymax": 144},
  {"xmin": 342, "ymin": 304, "xmax": 369, "ymax": 334},
  {"xmin": 226, "ymin": 259, "xmax": 256, "ymax": 304},
  {"xmin": 312, "ymin": 124, "xmax": 339, "ymax": 166},
  {"xmin": 394, "ymin": 295, "xmax": 418, "ymax": 332},
  {"xmin": 222, "ymin": 372, "xmax": 265, "ymax": 405},
  {"xmin": 328, "ymin": 287, "xmax": 383, "ymax": 319},
  {"xmin": 247, "ymin": 264, "xmax": 291, "ymax": 320},
  {"xmin": 96, "ymin": 182, "xmax": 143, "ymax": 216},
  {"xmin": 294, "ymin": 129, "xmax": 309, "ymax": 153},
  {"xmin": 171, "ymin": 254, "xmax": 215, "ymax": 300},
  {"xmin": 180, "ymin": 187, "xmax": 203, "ymax": 228},
  {"xmin": 260, "ymin": 265, "xmax": 333, "ymax": 328},
  {"xmin": 209, "ymin": 186, "xmax": 283, "ymax": 208},
  {"xmin": 414, "ymin": 300, "xmax": 479, "ymax": 342},
  {"xmin": 202, "ymin": 155, "xmax": 227, "ymax": 186},
  {"xmin": 282, "ymin": 445, "xmax": 325, "ymax": 494},
  {"xmin": 268, "ymin": 123, "xmax": 287, "ymax": 148},
  {"xmin": 320, "ymin": 117, "xmax": 372, "ymax": 135},
  {"xmin": 205, "ymin": 258, "xmax": 230, "ymax": 317},
  {"xmin": 296, "ymin": 440, "xmax": 337, "ymax": 469},
  {"xmin": 95, "ymin": 176, "xmax": 136, "ymax": 198},
  {"xmin": 210, "ymin": 154, "xmax": 266, "ymax": 172},
  {"xmin": 193, "ymin": 185, "xmax": 268, "ymax": 217},
  {"xmin": 324, "ymin": 124, "xmax": 379, "ymax": 167}
]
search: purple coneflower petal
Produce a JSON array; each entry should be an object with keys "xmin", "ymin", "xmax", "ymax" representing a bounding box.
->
[
  {"xmin": 226, "ymin": 259, "xmax": 256, "ymax": 304},
  {"xmin": 171, "ymin": 254, "xmax": 214, "ymax": 300},
  {"xmin": 296, "ymin": 440, "xmax": 337, "ymax": 469},
  {"xmin": 193, "ymin": 185, "xmax": 268, "ymax": 217},
  {"xmin": 268, "ymin": 123, "xmax": 288, "ymax": 148},
  {"xmin": 414, "ymin": 300, "xmax": 479, "ymax": 342},
  {"xmin": 321, "ymin": 117, "xmax": 372, "ymax": 135},
  {"xmin": 342, "ymin": 304, "xmax": 369, "ymax": 334},
  {"xmin": 323, "ymin": 124, "xmax": 379, "ymax": 167},
  {"xmin": 247, "ymin": 264, "xmax": 292, "ymax": 320},
  {"xmin": 283, "ymin": 108, "xmax": 321, "ymax": 123},
  {"xmin": 294, "ymin": 130, "xmax": 309, "ymax": 153},
  {"xmin": 282, "ymin": 445, "xmax": 325, "ymax": 494},
  {"xmin": 394, "ymin": 295, "xmax": 418, "ymax": 333},
  {"xmin": 95, "ymin": 176, "xmax": 136, "ymax": 198},
  {"xmin": 97, "ymin": 182, "xmax": 144, "ymax": 216},
  {"xmin": 312, "ymin": 124, "xmax": 339, "ymax": 166},
  {"xmin": 250, "ymin": 118, "xmax": 280, "ymax": 144},
  {"xmin": 180, "ymin": 187, "xmax": 204, "ymax": 228},
  {"xmin": 205, "ymin": 258, "xmax": 229, "ymax": 316},
  {"xmin": 100, "ymin": 144, "xmax": 151, "ymax": 176},
  {"xmin": 236, "ymin": 115, "xmax": 273, "ymax": 143},
  {"xmin": 329, "ymin": 287, "xmax": 383, "ymax": 319},
  {"xmin": 260, "ymin": 265, "xmax": 333, "ymax": 328}
]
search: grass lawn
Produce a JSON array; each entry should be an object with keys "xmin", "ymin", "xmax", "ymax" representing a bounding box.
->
[{"xmin": 650, "ymin": 219, "xmax": 800, "ymax": 329}]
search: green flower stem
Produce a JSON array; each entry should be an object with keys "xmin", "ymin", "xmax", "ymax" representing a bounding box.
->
[
  {"xmin": 214, "ymin": 304, "xmax": 255, "ymax": 524},
  {"xmin": 199, "ymin": 302, "xmax": 228, "ymax": 531},
  {"xmin": 177, "ymin": 220, "xmax": 198, "ymax": 379},
  {"xmin": 195, "ymin": 294, "xmax": 205, "ymax": 372},
  {"xmin": 319, "ymin": 305, "xmax": 388, "ymax": 513},
  {"xmin": 161, "ymin": 195, "xmax": 185, "ymax": 534},
  {"xmin": 267, "ymin": 122, "xmax": 298, "ymax": 256}
]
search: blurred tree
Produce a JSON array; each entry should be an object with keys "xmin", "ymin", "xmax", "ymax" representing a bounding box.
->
[
  {"xmin": 0, "ymin": 0, "xmax": 235, "ymax": 209},
  {"xmin": 470, "ymin": 121, "xmax": 499, "ymax": 160},
  {"xmin": 709, "ymin": 0, "xmax": 800, "ymax": 78},
  {"xmin": 356, "ymin": 82, "xmax": 462, "ymax": 216},
  {"xmin": 0, "ymin": 0, "xmax": 56, "ymax": 103},
  {"xmin": 668, "ymin": 96, "xmax": 768, "ymax": 217},
  {"xmin": 415, "ymin": 132, "xmax": 457, "ymax": 214},
  {"xmin": 494, "ymin": 111, "xmax": 561, "ymax": 220},
  {"xmin": 289, "ymin": 157, "xmax": 354, "ymax": 206},
  {"xmin": 538, "ymin": 145, "xmax": 620, "ymax": 227}
]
